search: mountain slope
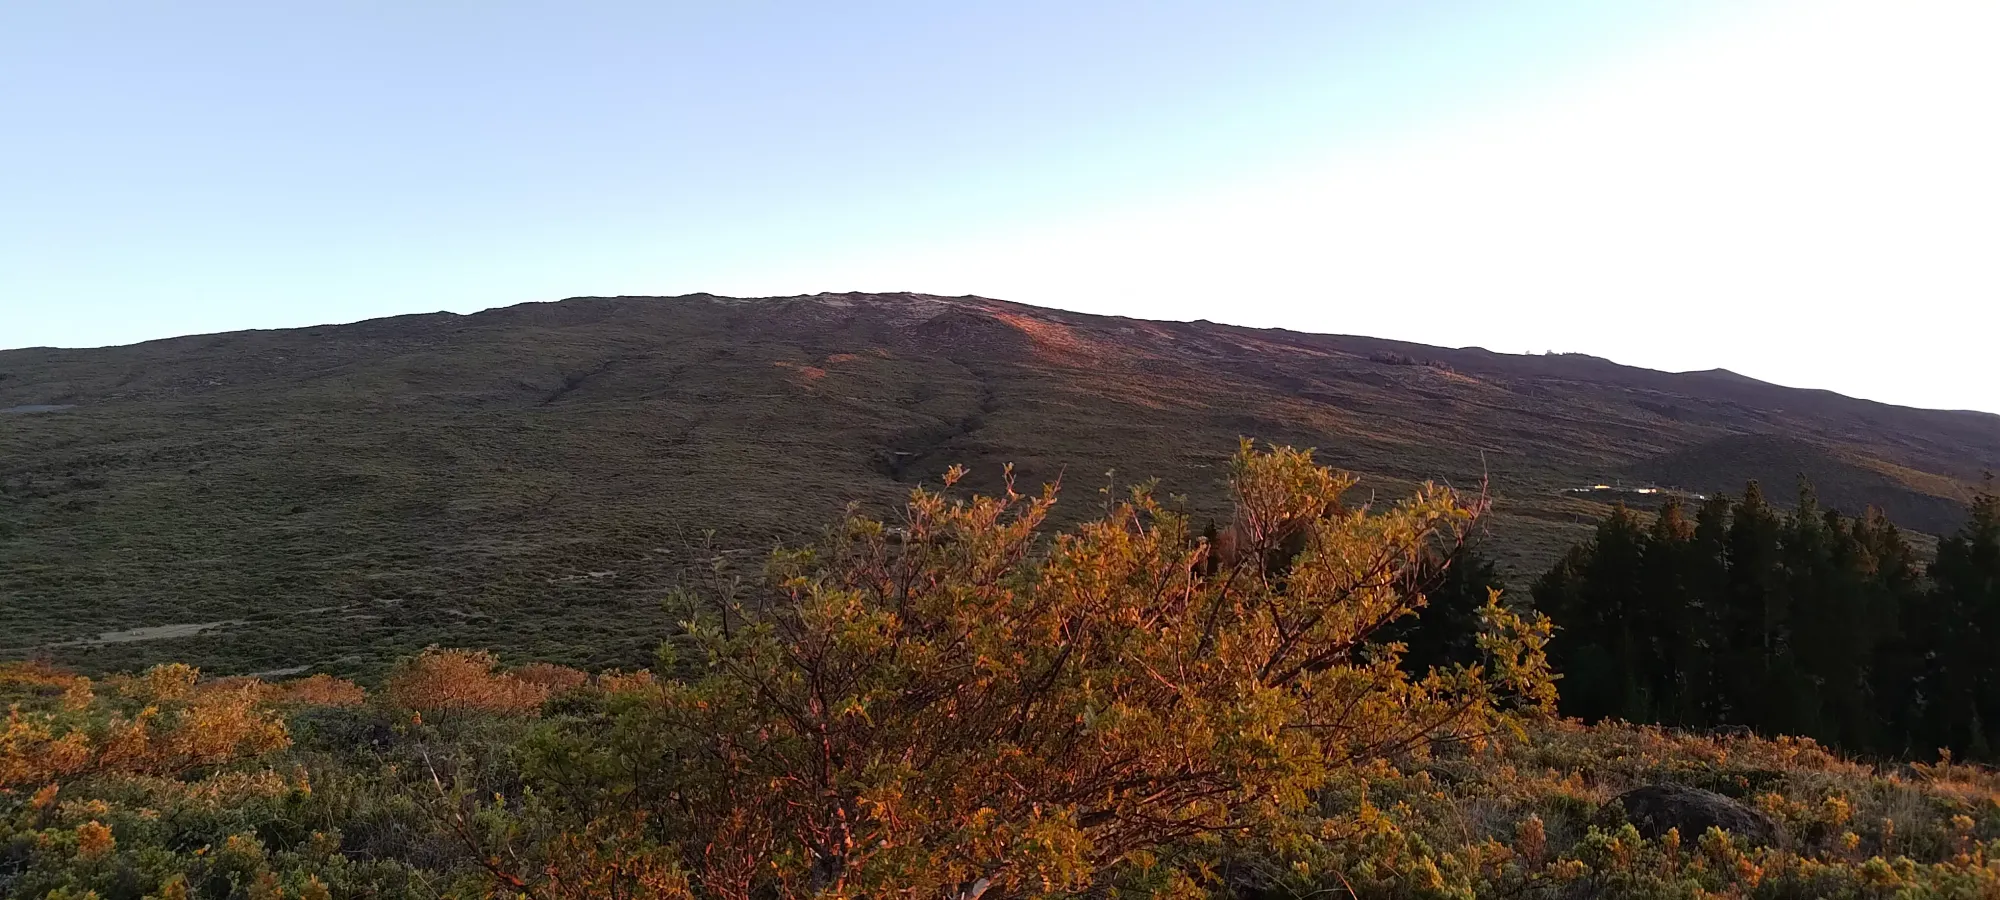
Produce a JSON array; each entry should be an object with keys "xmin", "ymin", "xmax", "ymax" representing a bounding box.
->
[{"xmin": 4, "ymin": 293, "xmax": 1994, "ymax": 675}]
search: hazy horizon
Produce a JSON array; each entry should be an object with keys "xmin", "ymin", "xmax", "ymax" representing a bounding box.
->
[{"xmin": 5, "ymin": 1, "xmax": 1995, "ymax": 412}]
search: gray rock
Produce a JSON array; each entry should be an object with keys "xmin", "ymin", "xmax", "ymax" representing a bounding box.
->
[{"xmin": 1608, "ymin": 784, "xmax": 1781, "ymax": 845}]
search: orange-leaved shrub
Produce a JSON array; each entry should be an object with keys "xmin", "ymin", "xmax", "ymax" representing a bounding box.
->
[
  {"xmin": 495, "ymin": 442, "xmax": 1556, "ymax": 900},
  {"xmin": 1, "ymin": 663, "xmax": 291, "ymax": 792},
  {"xmin": 384, "ymin": 648, "xmax": 563, "ymax": 717},
  {"xmin": 259, "ymin": 672, "xmax": 369, "ymax": 707},
  {"xmin": 513, "ymin": 662, "xmax": 593, "ymax": 695},
  {"xmin": 0, "ymin": 663, "xmax": 383, "ymax": 899}
]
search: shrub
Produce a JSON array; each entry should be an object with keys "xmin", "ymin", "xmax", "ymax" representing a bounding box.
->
[
  {"xmin": 261, "ymin": 674, "xmax": 368, "ymax": 708},
  {"xmin": 0, "ymin": 664, "xmax": 398, "ymax": 899},
  {"xmin": 2, "ymin": 665, "xmax": 290, "ymax": 791},
  {"xmin": 383, "ymin": 648, "xmax": 552, "ymax": 717},
  {"xmin": 502, "ymin": 442, "xmax": 1556, "ymax": 899},
  {"xmin": 512, "ymin": 663, "xmax": 592, "ymax": 695}
]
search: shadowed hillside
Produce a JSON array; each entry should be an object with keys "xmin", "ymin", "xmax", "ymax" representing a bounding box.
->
[
  {"xmin": 1621, "ymin": 432, "xmax": 1976, "ymax": 535},
  {"xmin": 3, "ymin": 292, "xmax": 1995, "ymax": 676}
]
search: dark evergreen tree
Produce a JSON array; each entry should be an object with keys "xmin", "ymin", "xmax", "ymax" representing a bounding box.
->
[
  {"xmin": 1687, "ymin": 493, "xmax": 1735, "ymax": 723},
  {"xmin": 1858, "ymin": 508, "xmax": 1926, "ymax": 756},
  {"xmin": 1533, "ymin": 482, "xmax": 1927, "ymax": 757},
  {"xmin": 1770, "ymin": 482, "xmax": 1834, "ymax": 740},
  {"xmin": 1918, "ymin": 486, "xmax": 2000, "ymax": 759},
  {"xmin": 1639, "ymin": 498, "xmax": 1709, "ymax": 726},
  {"xmin": 1535, "ymin": 505, "xmax": 1651, "ymax": 722},
  {"xmin": 1383, "ymin": 543, "xmax": 1507, "ymax": 674},
  {"xmin": 1721, "ymin": 481, "xmax": 1788, "ymax": 729}
]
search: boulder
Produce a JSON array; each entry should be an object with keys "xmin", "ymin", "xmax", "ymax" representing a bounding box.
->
[{"xmin": 1607, "ymin": 784, "xmax": 1781, "ymax": 845}]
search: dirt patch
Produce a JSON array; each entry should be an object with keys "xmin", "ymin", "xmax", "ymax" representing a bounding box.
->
[
  {"xmin": 51, "ymin": 621, "xmax": 240, "ymax": 647},
  {"xmin": 249, "ymin": 664, "xmax": 311, "ymax": 678},
  {"xmin": 773, "ymin": 361, "xmax": 828, "ymax": 384},
  {"xmin": 989, "ymin": 311, "xmax": 1113, "ymax": 363}
]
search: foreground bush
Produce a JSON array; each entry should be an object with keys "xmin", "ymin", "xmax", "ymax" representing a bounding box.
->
[
  {"xmin": 0, "ymin": 663, "xmax": 405, "ymax": 899},
  {"xmin": 487, "ymin": 443, "xmax": 1556, "ymax": 898},
  {"xmin": 18, "ymin": 663, "xmax": 2000, "ymax": 898}
]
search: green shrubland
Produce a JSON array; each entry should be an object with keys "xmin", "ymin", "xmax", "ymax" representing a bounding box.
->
[{"xmin": 7, "ymin": 445, "xmax": 2000, "ymax": 899}]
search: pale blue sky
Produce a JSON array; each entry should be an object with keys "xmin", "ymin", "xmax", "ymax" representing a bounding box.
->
[{"xmin": 4, "ymin": 2, "xmax": 1995, "ymax": 412}]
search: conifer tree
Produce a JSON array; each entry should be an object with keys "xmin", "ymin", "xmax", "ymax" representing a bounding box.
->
[
  {"xmin": 1920, "ymin": 485, "xmax": 2000, "ymax": 758},
  {"xmin": 1769, "ymin": 482, "xmax": 1833, "ymax": 739},
  {"xmin": 1640, "ymin": 498, "xmax": 1708, "ymax": 726},
  {"xmin": 1381, "ymin": 543, "xmax": 1507, "ymax": 675},
  {"xmin": 1857, "ymin": 508, "xmax": 1925, "ymax": 755},
  {"xmin": 1723, "ymin": 481, "xmax": 1786, "ymax": 729},
  {"xmin": 1534, "ymin": 482, "xmax": 1933, "ymax": 757},
  {"xmin": 1688, "ymin": 493, "xmax": 1735, "ymax": 722},
  {"xmin": 1535, "ymin": 505, "xmax": 1650, "ymax": 722}
]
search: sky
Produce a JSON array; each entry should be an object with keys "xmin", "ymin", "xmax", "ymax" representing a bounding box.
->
[{"xmin": 3, "ymin": 1, "xmax": 1995, "ymax": 412}]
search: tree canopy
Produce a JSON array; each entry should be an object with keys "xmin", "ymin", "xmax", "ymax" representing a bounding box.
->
[{"xmin": 1536, "ymin": 481, "xmax": 2000, "ymax": 761}]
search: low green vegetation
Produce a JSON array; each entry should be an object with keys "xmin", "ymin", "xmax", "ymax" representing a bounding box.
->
[
  {"xmin": 9, "ymin": 445, "xmax": 2000, "ymax": 899},
  {"xmin": 6, "ymin": 293, "xmax": 1992, "ymax": 678}
]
